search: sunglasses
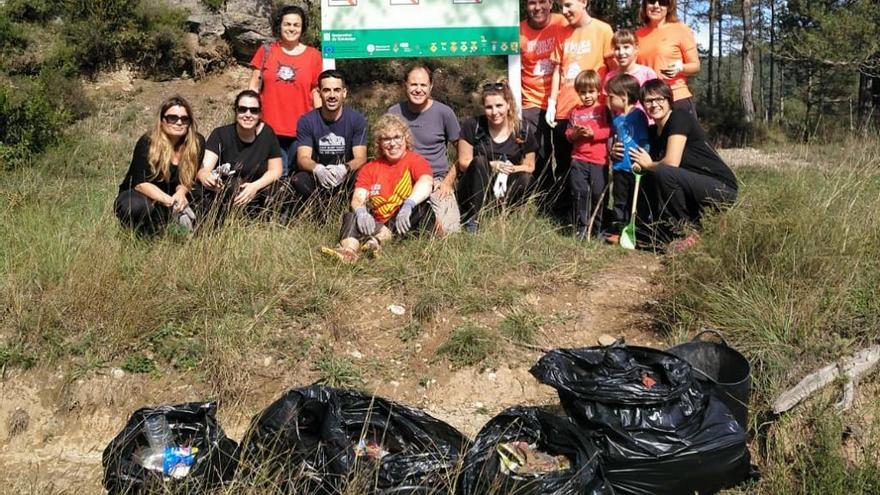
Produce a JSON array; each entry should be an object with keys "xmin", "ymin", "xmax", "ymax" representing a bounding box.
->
[
  {"xmin": 236, "ymin": 105, "xmax": 261, "ymax": 115},
  {"xmin": 482, "ymin": 82, "xmax": 506, "ymax": 92},
  {"xmin": 163, "ymin": 114, "xmax": 191, "ymax": 125},
  {"xmin": 645, "ymin": 0, "xmax": 671, "ymax": 6}
]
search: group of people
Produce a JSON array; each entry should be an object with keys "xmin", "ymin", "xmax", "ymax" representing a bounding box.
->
[{"xmin": 115, "ymin": 0, "xmax": 738, "ymax": 257}]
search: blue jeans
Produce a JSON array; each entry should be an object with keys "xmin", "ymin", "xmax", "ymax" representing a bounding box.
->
[{"xmin": 278, "ymin": 135, "xmax": 297, "ymax": 177}]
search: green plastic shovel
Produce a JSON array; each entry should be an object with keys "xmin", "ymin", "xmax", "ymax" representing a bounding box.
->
[{"xmin": 619, "ymin": 172, "xmax": 642, "ymax": 250}]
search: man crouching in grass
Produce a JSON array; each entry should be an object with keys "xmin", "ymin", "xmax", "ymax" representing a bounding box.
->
[{"xmin": 322, "ymin": 114, "xmax": 435, "ymax": 263}]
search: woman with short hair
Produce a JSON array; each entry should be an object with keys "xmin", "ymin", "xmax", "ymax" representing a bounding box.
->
[
  {"xmin": 115, "ymin": 95, "xmax": 204, "ymax": 236},
  {"xmin": 457, "ymin": 80, "xmax": 538, "ymax": 233},
  {"xmin": 322, "ymin": 113, "xmax": 435, "ymax": 263},
  {"xmin": 195, "ymin": 90, "xmax": 283, "ymax": 220},
  {"xmin": 628, "ymin": 79, "xmax": 737, "ymax": 250},
  {"xmin": 248, "ymin": 4, "xmax": 322, "ymax": 176}
]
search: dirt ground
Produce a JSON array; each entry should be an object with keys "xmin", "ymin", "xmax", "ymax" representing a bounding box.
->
[{"xmin": 0, "ymin": 67, "xmax": 760, "ymax": 492}]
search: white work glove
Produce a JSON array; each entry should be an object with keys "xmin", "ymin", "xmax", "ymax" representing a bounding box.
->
[
  {"xmin": 327, "ymin": 164, "xmax": 348, "ymax": 188},
  {"xmin": 355, "ymin": 206, "xmax": 376, "ymax": 235},
  {"xmin": 545, "ymin": 99, "xmax": 557, "ymax": 128},
  {"xmin": 313, "ymin": 164, "xmax": 335, "ymax": 189},
  {"xmin": 493, "ymin": 173, "xmax": 509, "ymax": 199},
  {"xmin": 394, "ymin": 199, "xmax": 416, "ymax": 234},
  {"xmin": 171, "ymin": 204, "xmax": 196, "ymax": 232}
]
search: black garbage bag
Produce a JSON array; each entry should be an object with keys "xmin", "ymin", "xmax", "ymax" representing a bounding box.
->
[
  {"xmin": 530, "ymin": 343, "xmax": 751, "ymax": 495},
  {"xmin": 102, "ymin": 401, "xmax": 238, "ymax": 495},
  {"xmin": 239, "ymin": 385, "xmax": 470, "ymax": 494},
  {"xmin": 459, "ymin": 406, "xmax": 611, "ymax": 495}
]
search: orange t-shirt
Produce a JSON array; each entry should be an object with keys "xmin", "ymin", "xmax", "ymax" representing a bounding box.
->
[
  {"xmin": 550, "ymin": 18, "xmax": 614, "ymax": 120},
  {"xmin": 520, "ymin": 14, "xmax": 569, "ymax": 110},
  {"xmin": 636, "ymin": 22, "xmax": 698, "ymax": 101},
  {"xmin": 355, "ymin": 151, "xmax": 432, "ymax": 223}
]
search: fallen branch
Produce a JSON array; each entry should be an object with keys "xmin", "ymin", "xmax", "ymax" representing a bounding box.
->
[{"xmin": 772, "ymin": 345, "xmax": 880, "ymax": 415}]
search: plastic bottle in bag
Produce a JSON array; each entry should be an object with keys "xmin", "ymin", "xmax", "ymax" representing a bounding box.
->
[{"xmin": 140, "ymin": 415, "xmax": 172, "ymax": 472}]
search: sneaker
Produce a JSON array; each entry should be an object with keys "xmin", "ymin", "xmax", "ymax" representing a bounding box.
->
[
  {"xmin": 668, "ymin": 232, "xmax": 701, "ymax": 254},
  {"xmin": 602, "ymin": 233, "xmax": 620, "ymax": 244},
  {"xmin": 575, "ymin": 227, "xmax": 589, "ymax": 241},
  {"xmin": 320, "ymin": 245, "xmax": 359, "ymax": 263},
  {"xmin": 463, "ymin": 219, "xmax": 479, "ymax": 234},
  {"xmin": 360, "ymin": 238, "xmax": 382, "ymax": 258}
]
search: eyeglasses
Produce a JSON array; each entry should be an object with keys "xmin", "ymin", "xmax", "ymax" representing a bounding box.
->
[
  {"xmin": 643, "ymin": 97, "xmax": 668, "ymax": 107},
  {"xmin": 482, "ymin": 82, "xmax": 506, "ymax": 92},
  {"xmin": 163, "ymin": 114, "xmax": 192, "ymax": 125},
  {"xmin": 645, "ymin": 0, "xmax": 670, "ymax": 6},
  {"xmin": 236, "ymin": 105, "xmax": 261, "ymax": 115},
  {"xmin": 379, "ymin": 135, "xmax": 404, "ymax": 145}
]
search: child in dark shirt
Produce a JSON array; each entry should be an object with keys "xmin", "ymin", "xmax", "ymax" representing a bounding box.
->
[
  {"xmin": 566, "ymin": 70, "xmax": 611, "ymax": 240},
  {"xmin": 605, "ymin": 73, "xmax": 650, "ymax": 242}
]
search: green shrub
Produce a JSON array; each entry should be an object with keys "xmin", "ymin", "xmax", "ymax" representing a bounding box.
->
[
  {"xmin": 436, "ymin": 323, "xmax": 498, "ymax": 368},
  {"xmin": 3, "ymin": 0, "xmax": 61, "ymax": 22},
  {"xmin": 0, "ymin": 14, "xmax": 27, "ymax": 51},
  {"xmin": 0, "ymin": 80, "xmax": 74, "ymax": 169}
]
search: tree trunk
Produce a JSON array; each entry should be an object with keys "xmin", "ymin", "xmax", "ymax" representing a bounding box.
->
[
  {"xmin": 858, "ymin": 70, "xmax": 872, "ymax": 133},
  {"xmin": 740, "ymin": 0, "xmax": 755, "ymax": 123},
  {"xmin": 717, "ymin": 1, "xmax": 723, "ymax": 97},
  {"xmin": 708, "ymin": 0, "xmax": 716, "ymax": 104},
  {"xmin": 768, "ymin": 0, "xmax": 775, "ymax": 121}
]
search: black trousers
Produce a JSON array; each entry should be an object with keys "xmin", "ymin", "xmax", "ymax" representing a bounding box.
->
[
  {"xmin": 551, "ymin": 120, "xmax": 573, "ymax": 220},
  {"xmin": 651, "ymin": 164, "xmax": 737, "ymax": 231},
  {"xmin": 457, "ymin": 155, "xmax": 532, "ymax": 224},
  {"xmin": 338, "ymin": 201, "xmax": 434, "ymax": 241},
  {"xmin": 569, "ymin": 160, "xmax": 607, "ymax": 234},
  {"xmin": 285, "ymin": 170, "xmax": 354, "ymax": 222},
  {"xmin": 114, "ymin": 189, "xmax": 171, "ymax": 236},
  {"xmin": 522, "ymin": 107, "xmax": 555, "ymax": 208},
  {"xmin": 191, "ymin": 177, "xmax": 285, "ymax": 227}
]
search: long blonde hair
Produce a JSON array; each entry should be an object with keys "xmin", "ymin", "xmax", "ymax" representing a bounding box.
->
[
  {"xmin": 480, "ymin": 79, "xmax": 521, "ymax": 136},
  {"xmin": 147, "ymin": 95, "xmax": 200, "ymax": 189}
]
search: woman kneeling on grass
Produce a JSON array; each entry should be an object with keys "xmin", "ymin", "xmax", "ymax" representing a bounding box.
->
[
  {"xmin": 195, "ymin": 90, "xmax": 283, "ymax": 223},
  {"xmin": 627, "ymin": 79, "xmax": 738, "ymax": 251},
  {"xmin": 322, "ymin": 114, "xmax": 434, "ymax": 263},
  {"xmin": 457, "ymin": 80, "xmax": 537, "ymax": 233},
  {"xmin": 115, "ymin": 95, "xmax": 204, "ymax": 236}
]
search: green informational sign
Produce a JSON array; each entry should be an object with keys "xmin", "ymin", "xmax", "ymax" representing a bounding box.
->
[{"xmin": 321, "ymin": 0, "xmax": 521, "ymax": 59}]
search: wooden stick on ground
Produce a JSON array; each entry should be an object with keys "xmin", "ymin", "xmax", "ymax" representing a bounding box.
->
[{"xmin": 772, "ymin": 345, "xmax": 880, "ymax": 415}]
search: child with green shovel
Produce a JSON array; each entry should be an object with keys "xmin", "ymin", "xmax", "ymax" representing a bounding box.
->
[{"xmin": 605, "ymin": 73, "xmax": 651, "ymax": 247}]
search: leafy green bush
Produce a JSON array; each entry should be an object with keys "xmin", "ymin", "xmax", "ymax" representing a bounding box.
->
[
  {"xmin": 3, "ymin": 0, "xmax": 61, "ymax": 22},
  {"xmin": 0, "ymin": 80, "xmax": 73, "ymax": 169},
  {"xmin": 0, "ymin": 13, "xmax": 27, "ymax": 51}
]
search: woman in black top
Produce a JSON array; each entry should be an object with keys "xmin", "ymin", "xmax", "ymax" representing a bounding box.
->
[
  {"xmin": 628, "ymin": 79, "xmax": 737, "ymax": 248},
  {"xmin": 196, "ymin": 90, "xmax": 283, "ymax": 220},
  {"xmin": 115, "ymin": 95, "xmax": 204, "ymax": 236},
  {"xmin": 457, "ymin": 81, "xmax": 538, "ymax": 233}
]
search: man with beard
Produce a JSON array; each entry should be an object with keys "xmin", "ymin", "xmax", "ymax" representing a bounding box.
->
[{"xmin": 288, "ymin": 70, "xmax": 368, "ymax": 218}]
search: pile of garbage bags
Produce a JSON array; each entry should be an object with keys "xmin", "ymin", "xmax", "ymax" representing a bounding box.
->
[{"xmin": 103, "ymin": 342, "xmax": 752, "ymax": 494}]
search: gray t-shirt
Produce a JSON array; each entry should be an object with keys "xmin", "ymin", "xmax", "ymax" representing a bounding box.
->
[{"xmin": 387, "ymin": 100, "xmax": 461, "ymax": 178}]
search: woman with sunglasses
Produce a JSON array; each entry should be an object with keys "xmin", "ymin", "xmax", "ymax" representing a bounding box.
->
[
  {"xmin": 322, "ymin": 113, "xmax": 434, "ymax": 263},
  {"xmin": 636, "ymin": 0, "xmax": 701, "ymax": 115},
  {"xmin": 457, "ymin": 81, "xmax": 537, "ymax": 233},
  {"xmin": 196, "ymin": 90, "xmax": 283, "ymax": 220},
  {"xmin": 115, "ymin": 95, "xmax": 204, "ymax": 236},
  {"xmin": 626, "ymin": 80, "xmax": 737, "ymax": 251},
  {"xmin": 248, "ymin": 4, "xmax": 322, "ymax": 176}
]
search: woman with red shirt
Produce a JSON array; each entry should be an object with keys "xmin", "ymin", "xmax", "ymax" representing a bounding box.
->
[
  {"xmin": 249, "ymin": 5, "xmax": 322, "ymax": 176},
  {"xmin": 635, "ymin": 0, "xmax": 701, "ymax": 115}
]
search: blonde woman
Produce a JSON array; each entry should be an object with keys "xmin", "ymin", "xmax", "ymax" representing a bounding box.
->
[
  {"xmin": 323, "ymin": 114, "xmax": 434, "ymax": 263},
  {"xmin": 115, "ymin": 95, "xmax": 204, "ymax": 235},
  {"xmin": 457, "ymin": 81, "xmax": 538, "ymax": 233}
]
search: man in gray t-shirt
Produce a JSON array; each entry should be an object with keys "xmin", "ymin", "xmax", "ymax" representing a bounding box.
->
[{"xmin": 388, "ymin": 64, "xmax": 461, "ymax": 235}]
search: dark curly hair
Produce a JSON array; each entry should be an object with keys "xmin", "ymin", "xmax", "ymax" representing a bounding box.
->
[{"xmin": 272, "ymin": 5, "xmax": 308, "ymax": 39}]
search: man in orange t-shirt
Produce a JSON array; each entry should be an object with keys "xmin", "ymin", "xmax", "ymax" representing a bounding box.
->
[
  {"xmin": 544, "ymin": 0, "xmax": 613, "ymax": 222},
  {"xmin": 520, "ymin": 0, "xmax": 569, "ymax": 202}
]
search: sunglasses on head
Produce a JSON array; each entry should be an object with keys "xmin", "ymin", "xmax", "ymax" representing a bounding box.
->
[
  {"xmin": 163, "ymin": 114, "xmax": 191, "ymax": 125},
  {"xmin": 236, "ymin": 105, "xmax": 261, "ymax": 115},
  {"xmin": 645, "ymin": 0, "xmax": 671, "ymax": 6},
  {"xmin": 482, "ymin": 82, "xmax": 506, "ymax": 92}
]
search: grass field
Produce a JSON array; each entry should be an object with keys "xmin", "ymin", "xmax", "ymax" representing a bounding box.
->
[{"xmin": 2, "ymin": 85, "xmax": 880, "ymax": 493}]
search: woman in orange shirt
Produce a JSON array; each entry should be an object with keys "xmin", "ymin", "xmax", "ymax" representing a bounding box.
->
[{"xmin": 635, "ymin": 0, "xmax": 701, "ymax": 115}]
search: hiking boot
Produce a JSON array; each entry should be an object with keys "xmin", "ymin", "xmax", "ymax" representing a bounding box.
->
[
  {"xmin": 320, "ymin": 245, "xmax": 359, "ymax": 263},
  {"xmin": 360, "ymin": 238, "xmax": 382, "ymax": 258},
  {"xmin": 668, "ymin": 232, "xmax": 701, "ymax": 254},
  {"xmin": 463, "ymin": 219, "xmax": 479, "ymax": 234}
]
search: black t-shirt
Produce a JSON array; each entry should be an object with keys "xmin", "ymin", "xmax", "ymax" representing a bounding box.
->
[
  {"xmin": 650, "ymin": 109, "xmax": 738, "ymax": 190},
  {"xmin": 205, "ymin": 123, "xmax": 282, "ymax": 181},
  {"xmin": 460, "ymin": 116, "xmax": 538, "ymax": 166},
  {"xmin": 118, "ymin": 134, "xmax": 205, "ymax": 194}
]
